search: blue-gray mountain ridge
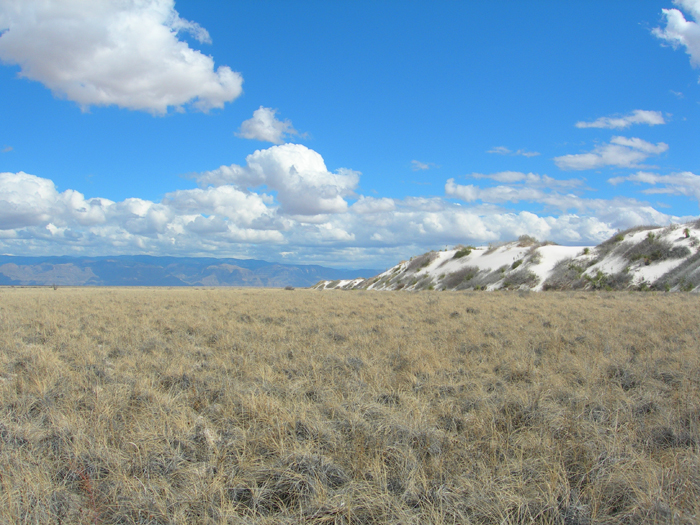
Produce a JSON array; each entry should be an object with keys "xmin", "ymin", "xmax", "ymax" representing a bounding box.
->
[{"xmin": 0, "ymin": 255, "xmax": 379, "ymax": 287}]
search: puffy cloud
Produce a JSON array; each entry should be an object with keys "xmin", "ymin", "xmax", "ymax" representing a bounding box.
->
[
  {"xmin": 0, "ymin": 171, "xmax": 112, "ymax": 229},
  {"xmin": 0, "ymin": 171, "xmax": 283, "ymax": 255},
  {"xmin": 445, "ymin": 176, "xmax": 675, "ymax": 233},
  {"xmin": 554, "ymin": 137, "xmax": 668, "ymax": 171},
  {"xmin": 0, "ymin": 0, "xmax": 242, "ymax": 113},
  {"xmin": 444, "ymin": 173, "xmax": 587, "ymax": 210},
  {"xmin": 653, "ymin": 0, "xmax": 700, "ymax": 77},
  {"xmin": 0, "ymin": 162, "xmax": 691, "ymax": 269},
  {"xmin": 575, "ymin": 110, "xmax": 666, "ymax": 129},
  {"xmin": 444, "ymin": 179, "xmax": 479, "ymax": 202},
  {"xmin": 197, "ymin": 144, "xmax": 360, "ymax": 215},
  {"xmin": 608, "ymin": 170, "xmax": 700, "ymax": 202},
  {"xmin": 164, "ymin": 186, "xmax": 273, "ymax": 226},
  {"xmin": 237, "ymin": 107, "xmax": 299, "ymax": 144},
  {"xmin": 1, "ymin": 145, "xmax": 12, "ymax": 153},
  {"xmin": 487, "ymin": 146, "xmax": 540, "ymax": 157},
  {"xmin": 447, "ymin": 178, "xmax": 567, "ymax": 207},
  {"xmin": 351, "ymin": 196, "xmax": 396, "ymax": 214}
]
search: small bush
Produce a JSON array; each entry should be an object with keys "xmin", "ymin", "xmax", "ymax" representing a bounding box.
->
[
  {"xmin": 653, "ymin": 249, "xmax": 700, "ymax": 291},
  {"xmin": 406, "ymin": 251, "xmax": 438, "ymax": 272},
  {"xmin": 517, "ymin": 234, "xmax": 538, "ymax": 246},
  {"xmin": 622, "ymin": 237, "xmax": 690, "ymax": 265},
  {"xmin": 442, "ymin": 266, "xmax": 478, "ymax": 289},
  {"xmin": 542, "ymin": 258, "xmax": 587, "ymax": 291},
  {"xmin": 502, "ymin": 269, "xmax": 539, "ymax": 290},
  {"xmin": 453, "ymin": 246, "xmax": 473, "ymax": 259},
  {"xmin": 528, "ymin": 247, "xmax": 542, "ymax": 265},
  {"xmin": 596, "ymin": 225, "xmax": 658, "ymax": 258}
]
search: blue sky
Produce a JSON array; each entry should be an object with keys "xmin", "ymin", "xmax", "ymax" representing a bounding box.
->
[{"xmin": 1, "ymin": 0, "xmax": 699, "ymax": 269}]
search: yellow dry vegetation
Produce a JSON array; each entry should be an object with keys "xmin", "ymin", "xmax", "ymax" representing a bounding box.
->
[{"xmin": 0, "ymin": 287, "xmax": 698, "ymax": 524}]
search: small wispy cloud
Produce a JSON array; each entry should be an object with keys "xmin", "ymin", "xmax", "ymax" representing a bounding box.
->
[
  {"xmin": 608, "ymin": 170, "xmax": 700, "ymax": 202},
  {"xmin": 487, "ymin": 146, "xmax": 540, "ymax": 157},
  {"xmin": 487, "ymin": 146, "xmax": 511, "ymax": 155},
  {"xmin": 670, "ymin": 90, "xmax": 684, "ymax": 99},
  {"xmin": 411, "ymin": 160, "xmax": 438, "ymax": 171},
  {"xmin": 1, "ymin": 145, "xmax": 13, "ymax": 153},
  {"xmin": 575, "ymin": 110, "xmax": 665, "ymax": 129},
  {"xmin": 468, "ymin": 171, "xmax": 583, "ymax": 188}
]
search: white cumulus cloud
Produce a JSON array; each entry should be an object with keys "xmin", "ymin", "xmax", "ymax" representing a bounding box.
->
[
  {"xmin": 237, "ymin": 107, "xmax": 299, "ymax": 144},
  {"xmin": 554, "ymin": 137, "xmax": 669, "ymax": 171},
  {"xmin": 445, "ymin": 177, "xmax": 676, "ymax": 232},
  {"xmin": 197, "ymin": 144, "xmax": 360, "ymax": 216},
  {"xmin": 0, "ymin": 171, "xmax": 112, "ymax": 229},
  {"xmin": 351, "ymin": 196, "xmax": 396, "ymax": 214},
  {"xmin": 0, "ymin": 169, "xmax": 692, "ymax": 268},
  {"xmin": 654, "ymin": 0, "xmax": 700, "ymax": 78},
  {"xmin": 0, "ymin": 0, "xmax": 242, "ymax": 114},
  {"xmin": 575, "ymin": 110, "xmax": 666, "ymax": 129}
]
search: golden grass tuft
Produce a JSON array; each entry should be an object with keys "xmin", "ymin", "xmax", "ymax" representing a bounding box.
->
[{"xmin": 0, "ymin": 287, "xmax": 698, "ymax": 524}]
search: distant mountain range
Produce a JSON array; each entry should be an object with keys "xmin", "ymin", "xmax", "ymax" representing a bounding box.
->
[
  {"xmin": 314, "ymin": 221, "xmax": 700, "ymax": 293},
  {"xmin": 0, "ymin": 255, "xmax": 379, "ymax": 287}
]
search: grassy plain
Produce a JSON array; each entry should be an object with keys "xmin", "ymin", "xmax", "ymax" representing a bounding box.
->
[{"xmin": 0, "ymin": 287, "xmax": 699, "ymax": 524}]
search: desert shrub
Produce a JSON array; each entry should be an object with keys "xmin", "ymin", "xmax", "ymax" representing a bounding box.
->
[
  {"xmin": 511, "ymin": 259, "xmax": 522, "ymax": 270},
  {"xmin": 483, "ymin": 242, "xmax": 506, "ymax": 255},
  {"xmin": 414, "ymin": 276, "xmax": 434, "ymax": 290},
  {"xmin": 581, "ymin": 270, "xmax": 633, "ymax": 291},
  {"xmin": 442, "ymin": 266, "xmax": 478, "ymax": 289},
  {"xmin": 406, "ymin": 251, "xmax": 438, "ymax": 273},
  {"xmin": 653, "ymin": 249, "xmax": 700, "ymax": 291},
  {"xmin": 453, "ymin": 246, "xmax": 473, "ymax": 259},
  {"xmin": 470, "ymin": 268, "xmax": 507, "ymax": 289},
  {"xmin": 596, "ymin": 225, "xmax": 659, "ymax": 258},
  {"xmin": 621, "ymin": 236, "xmax": 690, "ymax": 265},
  {"xmin": 517, "ymin": 234, "xmax": 538, "ymax": 246},
  {"xmin": 606, "ymin": 271, "xmax": 633, "ymax": 290},
  {"xmin": 542, "ymin": 258, "xmax": 587, "ymax": 291},
  {"xmin": 528, "ymin": 247, "xmax": 542, "ymax": 265},
  {"xmin": 501, "ymin": 269, "xmax": 539, "ymax": 290}
]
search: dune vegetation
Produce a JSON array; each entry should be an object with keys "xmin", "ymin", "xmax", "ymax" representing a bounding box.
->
[{"xmin": 0, "ymin": 287, "xmax": 699, "ymax": 524}]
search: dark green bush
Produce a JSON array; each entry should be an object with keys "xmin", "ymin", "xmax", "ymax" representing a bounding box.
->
[{"xmin": 453, "ymin": 247, "xmax": 473, "ymax": 259}]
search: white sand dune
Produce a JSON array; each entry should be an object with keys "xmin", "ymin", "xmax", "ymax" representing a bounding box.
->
[{"xmin": 314, "ymin": 222, "xmax": 700, "ymax": 292}]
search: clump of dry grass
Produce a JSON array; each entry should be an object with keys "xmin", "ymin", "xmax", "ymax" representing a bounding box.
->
[{"xmin": 0, "ymin": 287, "xmax": 699, "ymax": 524}]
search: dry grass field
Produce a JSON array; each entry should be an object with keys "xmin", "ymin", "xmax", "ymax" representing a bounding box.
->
[{"xmin": 0, "ymin": 287, "xmax": 699, "ymax": 524}]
